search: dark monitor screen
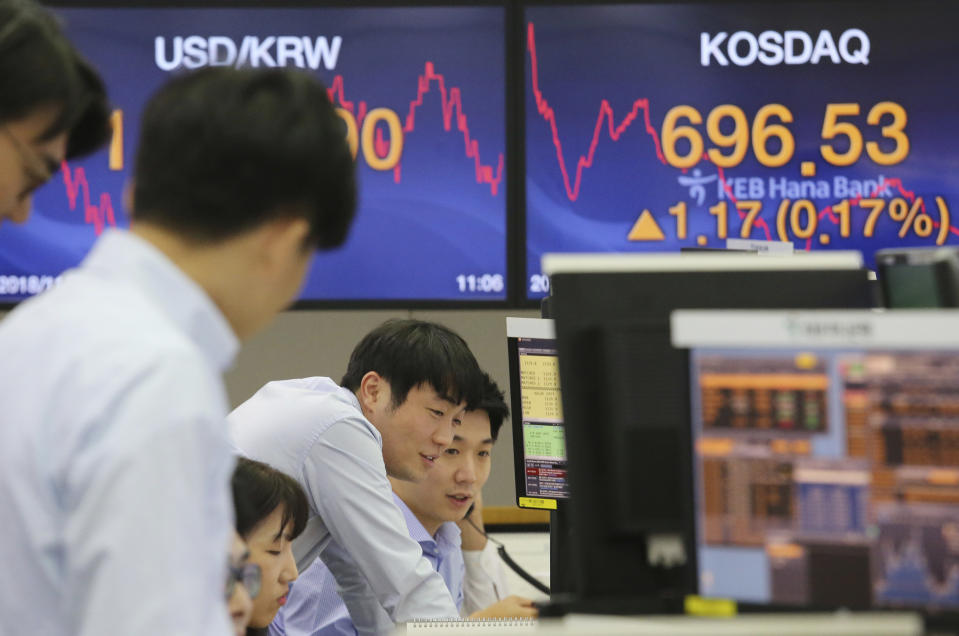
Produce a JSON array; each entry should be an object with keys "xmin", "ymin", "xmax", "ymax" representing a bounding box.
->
[
  {"xmin": 674, "ymin": 310, "xmax": 959, "ymax": 623},
  {"xmin": 0, "ymin": 5, "xmax": 506, "ymax": 304},
  {"xmin": 877, "ymin": 247, "xmax": 959, "ymax": 308},
  {"xmin": 883, "ymin": 267, "xmax": 943, "ymax": 308},
  {"xmin": 548, "ymin": 254, "xmax": 875, "ymax": 604},
  {"xmin": 507, "ymin": 318, "xmax": 568, "ymax": 508}
]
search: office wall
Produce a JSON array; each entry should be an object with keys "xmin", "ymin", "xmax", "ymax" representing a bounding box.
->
[
  {"xmin": 225, "ymin": 308, "xmax": 539, "ymax": 506},
  {"xmin": 0, "ymin": 307, "xmax": 538, "ymax": 506}
]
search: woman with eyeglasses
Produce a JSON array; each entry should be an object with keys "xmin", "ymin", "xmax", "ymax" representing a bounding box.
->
[
  {"xmin": 232, "ymin": 457, "xmax": 308, "ymax": 635},
  {"xmin": 226, "ymin": 530, "xmax": 258, "ymax": 636}
]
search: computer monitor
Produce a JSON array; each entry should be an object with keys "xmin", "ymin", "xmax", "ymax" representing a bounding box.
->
[
  {"xmin": 523, "ymin": 0, "xmax": 959, "ymax": 304},
  {"xmin": 545, "ymin": 251, "xmax": 875, "ymax": 610},
  {"xmin": 876, "ymin": 247, "xmax": 959, "ymax": 308},
  {"xmin": 672, "ymin": 310, "xmax": 959, "ymax": 628},
  {"xmin": 0, "ymin": 5, "xmax": 507, "ymax": 305},
  {"xmin": 506, "ymin": 317, "xmax": 567, "ymax": 509}
]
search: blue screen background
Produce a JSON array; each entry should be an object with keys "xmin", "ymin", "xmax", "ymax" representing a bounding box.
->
[
  {"xmin": 525, "ymin": 2, "xmax": 959, "ymax": 299},
  {"xmin": 0, "ymin": 7, "xmax": 506, "ymax": 302}
]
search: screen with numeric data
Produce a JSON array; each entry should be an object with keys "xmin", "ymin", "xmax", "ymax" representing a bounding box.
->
[
  {"xmin": 0, "ymin": 6, "xmax": 506, "ymax": 303},
  {"xmin": 683, "ymin": 327, "xmax": 959, "ymax": 611},
  {"xmin": 507, "ymin": 317, "xmax": 568, "ymax": 507},
  {"xmin": 516, "ymin": 337, "xmax": 567, "ymax": 501},
  {"xmin": 525, "ymin": 1, "xmax": 959, "ymax": 300}
]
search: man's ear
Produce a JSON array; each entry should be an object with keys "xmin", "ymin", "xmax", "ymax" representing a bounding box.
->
[
  {"xmin": 357, "ymin": 371, "xmax": 387, "ymax": 414},
  {"xmin": 259, "ymin": 216, "xmax": 311, "ymax": 270},
  {"xmin": 123, "ymin": 179, "xmax": 135, "ymax": 215}
]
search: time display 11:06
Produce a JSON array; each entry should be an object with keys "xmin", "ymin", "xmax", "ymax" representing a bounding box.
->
[{"xmin": 455, "ymin": 273, "xmax": 504, "ymax": 293}]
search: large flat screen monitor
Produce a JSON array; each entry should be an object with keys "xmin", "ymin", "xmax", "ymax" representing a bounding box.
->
[
  {"xmin": 525, "ymin": 1, "xmax": 959, "ymax": 301},
  {"xmin": 506, "ymin": 317, "xmax": 568, "ymax": 509},
  {"xmin": 546, "ymin": 251, "xmax": 874, "ymax": 607},
  {"xmin": 673, "ymin": 309, "xmax": 959, "ymax": 627},
  {"xmin": 0, "ymin": 5, "xmax": 506, "ymax": 304}
]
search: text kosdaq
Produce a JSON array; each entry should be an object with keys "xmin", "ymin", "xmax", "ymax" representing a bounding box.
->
[{"xmin": 700, "ymin": 29, "xmax": 870, "ymax": 67}]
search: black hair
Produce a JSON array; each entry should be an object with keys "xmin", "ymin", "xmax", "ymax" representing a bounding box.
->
[
  {"xmin": 341, "ymin": 319, "xmax": 484, "ymax": 410},
  {"xmin": 474, "ymin": 372, "xmax": 508, "ymax": 441},
  {"xmin": 231, "ymin": 457, "xmax": 309, "ymax": 543},
  {"xmin": 132, "ymin": 66, "xmax": 356, "ymax": 248},
  {"xmin": 0, "ymin": 0, "xmax": 111, "ymax": 158}
]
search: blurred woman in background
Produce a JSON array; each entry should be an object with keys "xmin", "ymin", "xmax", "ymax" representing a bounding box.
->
[{"xmin": 232, "ymin": 457, "xmax": 309, "ymax": 635}]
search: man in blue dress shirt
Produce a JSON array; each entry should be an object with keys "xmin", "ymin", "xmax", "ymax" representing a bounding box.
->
[
  {"xmin": 0, "ymin": 67, "xmax": 356, "ymax": 636},
  {"xmin": 269, "ymin": 372, "xmax": 537, "ymax": 635},
  {"xmin": 229, "ymin": 320, "xmax": 487, "ymax": 634}
]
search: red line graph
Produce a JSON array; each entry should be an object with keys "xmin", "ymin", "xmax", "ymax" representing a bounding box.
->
[
  {"xmin": 59, "ymin": 62, "xmax": 502, "ymax": 236},
  {"xmin": 61, "ymin": 161, "xmax": 116, "ymax": 236},
  {"xmin": 528, "ymin": 21, "xmax": 664, "ymax": 202},
  {"xmin": 527, "ymin": 21, "xmax": 957, "ymax": 248},
  {"xmin": 327, "ymin": 61, "xmax": 504, "ymax": 196},
  {"xmin": 528, "ymin": 21, "xmax": 773, "ymax": 239}
]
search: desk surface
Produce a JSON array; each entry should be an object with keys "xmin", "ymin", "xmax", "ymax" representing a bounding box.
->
[
  {"xmin": 533, "ymin": 612, "xmax": 923, "ymax": 635},
  {"xmin": 484, "ymin": 507, "xmax": 550, "ymax": 526},
  {"xmin": 404, "ymin": 612, "xmax": 923, "ymax": 635}
]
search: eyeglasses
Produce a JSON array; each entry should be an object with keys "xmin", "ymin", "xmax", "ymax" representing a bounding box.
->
[
  {"xmin": 1, "ymin": 125, "xmax": 55, "ymax": 191},
  {"xmin": 225, "ymin": 561, "xmax": 261, "ymax": 601}
]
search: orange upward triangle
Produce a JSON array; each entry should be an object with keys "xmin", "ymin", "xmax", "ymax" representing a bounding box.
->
[{"xmin": 627, "ymin": 210, "xmax": 665, "ymax": 241}]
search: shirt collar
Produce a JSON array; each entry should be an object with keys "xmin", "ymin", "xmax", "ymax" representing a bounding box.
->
[
  {"xmin": 81, "ymin": 229, "xmax": 239, "ymax": 371},
  {"xmin": 433, "ymin": 519, "xmax": 462, "ymax": 554},
  {"xmin": 391, "ymin": 493, "xmax": 461, "ymax": 557},
  {"xmin": 340, "ymin": 384, "xmax": 383, "ymax": 446}
]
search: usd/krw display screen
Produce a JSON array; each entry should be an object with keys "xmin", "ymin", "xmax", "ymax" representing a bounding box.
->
[
  {"xmin": 525, "ymin": 2, "xmax": 959, "ymax": 300},
  {"xmin": 0, "ymin": 7, "xmax": 506, "ymax": 302}
]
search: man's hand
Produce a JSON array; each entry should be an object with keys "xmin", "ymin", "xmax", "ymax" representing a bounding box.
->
[
  {"xmin": 468, "ymin": 595, "xmax": 538, "ymax": 619},
  {"xmin": 457, "ymin": 489, "xmax": 487, "ymax": 552}
]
